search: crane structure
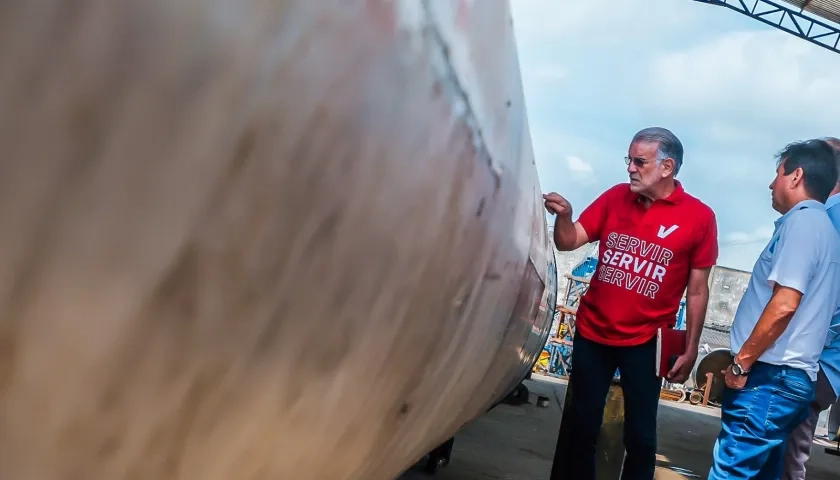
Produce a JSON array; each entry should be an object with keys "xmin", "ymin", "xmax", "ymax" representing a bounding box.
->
[{"xmin": 693, "ymin": 0, "xmax": 840, "ymax": 55}]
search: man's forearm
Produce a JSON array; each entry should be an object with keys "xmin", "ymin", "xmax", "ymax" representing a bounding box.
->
[
  {"xmin": 736, "ymin": 295, "xmax": 798, "ymax": 369},
  {"xmin": 684, "ymin": 290, "xmax": 709, "ymax": 352},
  {"xmin": 553, "ymin": 216, "xmax": 577, "ymax": 251}
]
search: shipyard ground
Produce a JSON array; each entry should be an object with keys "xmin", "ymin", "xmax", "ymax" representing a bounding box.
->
[{"xmin": 398, "ymin": 376, "xmax": 838, "ymax": 480}]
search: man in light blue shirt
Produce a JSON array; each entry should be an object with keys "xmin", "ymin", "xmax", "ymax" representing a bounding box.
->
[
  {"xmin": 782, "ymin": 137, "xmax": 840, "ymax": 480},
  {"xmin": 708, "ymin": 139, "xmax": 840, "ymax": 480}
]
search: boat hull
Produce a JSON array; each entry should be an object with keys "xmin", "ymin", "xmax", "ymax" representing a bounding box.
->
[{"xmin": 0, "ymin": 1, "xmax": 557, "ymax": 479}]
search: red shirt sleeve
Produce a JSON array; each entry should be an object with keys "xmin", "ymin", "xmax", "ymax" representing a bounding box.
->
[
  {"xmin": 577, "ymin": 185, "xmax": 620, "ymax": 242},
  {"xmin": 691, "ymin": 210, "xmax": 719, "ymax": 269}
]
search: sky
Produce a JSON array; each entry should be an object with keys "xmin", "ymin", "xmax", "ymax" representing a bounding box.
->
[{"xmin": 509, "ymin": 0, "xmax": 840, "ymax": 271}]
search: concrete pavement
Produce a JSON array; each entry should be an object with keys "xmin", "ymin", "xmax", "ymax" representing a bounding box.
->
[{"xmin": 398, "ymin": 376, "xmax": 839, "ymax": 479}]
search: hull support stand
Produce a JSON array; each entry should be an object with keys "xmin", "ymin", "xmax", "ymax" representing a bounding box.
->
[
  {"xmin": 421, "ymin": 437, "xmax": 455, "ymax": 475},
  {"xmin": 550, "ymin": 380, "xmax": 626, "ymax": 479}
]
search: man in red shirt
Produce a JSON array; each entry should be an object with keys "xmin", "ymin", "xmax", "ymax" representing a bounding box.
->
[{"xmin": 545, "ymin": 127, "xmax": 718, "ymax": 480}]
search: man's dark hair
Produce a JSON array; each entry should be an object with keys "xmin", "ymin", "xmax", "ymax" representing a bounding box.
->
[{"xmin": 775, "ymin": 139, "xmax": 839, "ymax": 203}]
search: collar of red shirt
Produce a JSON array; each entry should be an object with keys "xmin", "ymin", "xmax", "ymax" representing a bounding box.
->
[{"xmin": 633, "ymin": 180, "xmax": 686, "ymax": 205}]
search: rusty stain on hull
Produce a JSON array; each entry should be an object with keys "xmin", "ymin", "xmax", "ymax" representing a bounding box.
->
[{"xmin": 0, "ymin": 1, "xmax": 557, "ymax": 479}]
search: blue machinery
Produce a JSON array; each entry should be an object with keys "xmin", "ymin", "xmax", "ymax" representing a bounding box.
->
[{"xmin": 541, "ymin": 251, "xmax": 687, "ymax": 377}]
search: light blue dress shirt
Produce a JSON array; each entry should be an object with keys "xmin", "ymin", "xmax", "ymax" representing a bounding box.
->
[
  {"xmin": 818, "ymin": 192, "xmax": 840, "ymax": 396},
  {"xmin": 730, "ymin": 199, "xmax": 840, "ymax": 381}
]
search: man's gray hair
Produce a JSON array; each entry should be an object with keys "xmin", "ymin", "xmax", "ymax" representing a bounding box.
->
[
  {"xmin": 631, "ymin": 127, "xmax": 684, "ymax": 176},
  {"xmin": 823, "ymin": 137, "xmax": 840, "ymax": 187},
  {"xmin": 823, "ymin": 136, "xmax": 840, "ymax": 165}
]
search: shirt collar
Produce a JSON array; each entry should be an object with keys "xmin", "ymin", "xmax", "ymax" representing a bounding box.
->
[
  {"xmin": 634, "ymin": 180, "xmax": 686, "ymax": 205},
  {"xmin": 826, "ymin": 192, "xmax": 840, "ymax": 211},
  {"xmin": 774, "ymin": 199, "xmax": 826, "ymax": 228}
]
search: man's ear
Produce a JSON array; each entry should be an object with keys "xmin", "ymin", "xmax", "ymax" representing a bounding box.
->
[
  {"xmin": 661, "ymin": 158, "xmax": 675, "ymax": 177},
  {"xmin": 790, "ymin": 166, "xmax": 805, "ymax": 189}
]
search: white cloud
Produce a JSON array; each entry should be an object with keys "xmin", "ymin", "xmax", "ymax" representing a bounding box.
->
[
  {"xmin": 714, "ymin": 225, "xmax": 775, "ymax": 271},
  {"xmin": 566, "ymin": 155, "xmax": 593, "ymax": 174},
  {"xmin": 529, "ymin": 65, "xmax": 568, "ymax": 83},
  {"xmin": 724, "ymin": 226, "xmax": 775, "ymax": 245},
  {"xmin": 565, "ymin": 155, "xmax": 597, "ymax": 185},
  {"xmin": 699, "ymin": 122, "xmax": 776, "ymax": 150},
  {"xmin": 644, "ymin": 29, "xmax": 840, "ymax": 135},
  {"xmin": 510, "ymin": 0, "xmax": 698, "ymax": 45}
]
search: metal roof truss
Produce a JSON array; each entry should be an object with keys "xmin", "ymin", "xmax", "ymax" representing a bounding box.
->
[{"xmin": 693, "ymin": 0, "xmax": 840, "ymax": 55}]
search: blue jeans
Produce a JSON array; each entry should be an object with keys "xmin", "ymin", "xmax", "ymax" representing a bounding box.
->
[{"xmin": 708, "ymin": 362, "xmax": 815, "ymax": 480}]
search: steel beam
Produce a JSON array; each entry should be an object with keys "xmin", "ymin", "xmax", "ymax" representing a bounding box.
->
[{"xmin": 693, "ymin": 0, "xmax": 840, "ymax": 55}]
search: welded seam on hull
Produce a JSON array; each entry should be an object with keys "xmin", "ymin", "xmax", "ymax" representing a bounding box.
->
[{"xmin": 418, "ymin": 0, "xmax": 503, "ymax": 186}]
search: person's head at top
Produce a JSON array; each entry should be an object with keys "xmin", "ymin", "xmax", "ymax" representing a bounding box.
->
[
  {"xmin": 625, "ymin": 127, "xmax": 684, "ymax": 204},
  {"xmin": 822, "ymin": 136, "xmax": 840, "ymax": 197},
  {"xmin": 769, "ymin": 139, "xmax": 839, "ymax": 214}
]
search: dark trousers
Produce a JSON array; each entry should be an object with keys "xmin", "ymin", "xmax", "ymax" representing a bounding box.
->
[{"xmin": 550, "ymin": 332, "xmax": 662, "ymax": 480}]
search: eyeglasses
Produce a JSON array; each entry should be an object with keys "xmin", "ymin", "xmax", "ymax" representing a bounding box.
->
[{"xmin": 624, "ymin": 156, "xmax": 651, "ymax": 168}]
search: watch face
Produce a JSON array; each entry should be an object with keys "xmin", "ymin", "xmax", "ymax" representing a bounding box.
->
[{"xmin": 732, "ymin": 364, "xmax": 742, "ymax": 375}]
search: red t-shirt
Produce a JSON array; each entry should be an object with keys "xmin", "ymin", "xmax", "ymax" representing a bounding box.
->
[{"xmin": 575, "ymin": 181, "xmax": 718, "ymax": 346}]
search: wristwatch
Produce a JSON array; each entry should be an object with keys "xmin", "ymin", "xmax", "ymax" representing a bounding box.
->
[{"xmin": 731, "ymin": 360, "xmax": 750, "ymax": 376}]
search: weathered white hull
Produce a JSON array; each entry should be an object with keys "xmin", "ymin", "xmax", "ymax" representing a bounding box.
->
[{"xmin": 0, "ymin": 1, "xmax": 557, "ymax": 479}]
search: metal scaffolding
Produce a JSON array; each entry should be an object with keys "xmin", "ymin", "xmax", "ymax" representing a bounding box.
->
[{"xmin": 693, "ymin": 0, "xmax": 840, "ymax": 55}]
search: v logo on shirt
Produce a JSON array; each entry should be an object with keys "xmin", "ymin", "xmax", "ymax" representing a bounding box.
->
[{"xmin": 657, "ymin": 225, "xmax": 679, "ymax": 239}]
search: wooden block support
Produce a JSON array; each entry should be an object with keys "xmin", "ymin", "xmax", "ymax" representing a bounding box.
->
[
  {"xmin": 596, "ymin": 383, "xmax": 626, "ymax": 478},
  {"xmin": 550, "ymin": 382, "xmax": 626, "ymax": 480},
  {"xmin": 702, "ymin": 372, "xmax": 713, "ymax": 407}
]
